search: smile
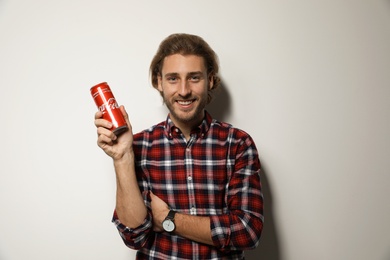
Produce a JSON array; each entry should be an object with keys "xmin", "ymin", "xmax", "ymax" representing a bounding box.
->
[{"xmin": 177, "ymin": 100, "xmax": 195, "ymax": 106}]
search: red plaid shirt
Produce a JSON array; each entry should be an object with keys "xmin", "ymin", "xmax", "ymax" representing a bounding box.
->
[{"xmin": 113, "ymin": 111, "xmax": 263, "ymax": 259}]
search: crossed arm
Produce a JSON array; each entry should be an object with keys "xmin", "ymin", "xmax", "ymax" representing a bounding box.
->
[{"xmin": 113, "ymin": 152, "xmax": 214, "ymax": 246}]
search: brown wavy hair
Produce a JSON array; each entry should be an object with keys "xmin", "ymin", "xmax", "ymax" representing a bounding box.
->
[{"xmin": 149, "ymin": 33, "xmax": 221, "ymax": 104}]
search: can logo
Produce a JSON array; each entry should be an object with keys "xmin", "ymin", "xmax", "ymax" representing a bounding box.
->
[{"xmin": 98, "ymin": 98, "xmax": 119, "ymax": 113}]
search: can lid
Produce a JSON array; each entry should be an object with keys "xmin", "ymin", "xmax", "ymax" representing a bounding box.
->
[{"xmin": 90, "ymin": 82, "xmax": 108, "ymax": 91}]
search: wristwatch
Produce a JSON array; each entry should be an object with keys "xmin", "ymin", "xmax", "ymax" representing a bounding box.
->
[{"xmin": 162, "ymin": 210, "xmax": 176, "ymax": 232}]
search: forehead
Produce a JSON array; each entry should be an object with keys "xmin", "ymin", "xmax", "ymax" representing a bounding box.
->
[{"xmin": 161, "ymin": 54, "xmax": 207, "ymax": 74}]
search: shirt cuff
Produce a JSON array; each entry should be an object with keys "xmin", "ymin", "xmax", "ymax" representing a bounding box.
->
[
  {"xmin": 112, "ymin": 210, "xmax": 153, "ymax": 249},
  {"xmin": 210, "ymin": 214, "xmax": 232, "ymax": 249}
]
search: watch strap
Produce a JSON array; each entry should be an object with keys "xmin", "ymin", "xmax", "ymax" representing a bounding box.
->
[{"xmin": 166, "ymin": 209, "xmax": 176, "ymax": 220}]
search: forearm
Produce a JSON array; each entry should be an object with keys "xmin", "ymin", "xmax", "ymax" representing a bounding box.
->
[
  {"xmin": 114, "ymin": 152, "xmax": 147, "ymax": 228},
  {"xmin": 174, "ymin": 213, "xmax": 214, "ymax": 246}
]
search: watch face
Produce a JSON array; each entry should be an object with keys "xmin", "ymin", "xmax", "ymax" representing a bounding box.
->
[{"xmin": 162, "ymin": 219, "xmax": 175, "ymax": 232}]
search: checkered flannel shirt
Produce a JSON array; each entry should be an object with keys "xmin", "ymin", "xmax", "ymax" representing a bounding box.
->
[{"xmin": 113, "ymin": 111, "xmax": 263, "ymax": 259}]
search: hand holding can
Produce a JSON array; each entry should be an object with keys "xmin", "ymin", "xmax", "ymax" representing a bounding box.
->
[{"xmin": 91, "ymin": 82, "xmax": 128, "ymax": 136}]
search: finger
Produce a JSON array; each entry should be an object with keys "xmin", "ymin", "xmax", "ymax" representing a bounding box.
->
[
  {"xmin": 94, "ymin": 110, "xmax": 115, "ymax": 130},
  {"xmin": 97, "ymin": 134, "xmax": 114, "ymax": 148},
  {"xmin": 95, "ymin": 117, "xmax": 113, "ymax": 129},
  {"xmin": 150, "ymin": 191, "xmax": 155, "ymax": 200},
  {"xmin": 94, "ymin": 110, "xmax": 103, "ymax": 119},
  {"xmin": 97, "ymin": 127, "xmax": 117, "ymax": 141},
  {"xmin": 120, "ymin": 105, "xmax": 128, "ymax": 119}
]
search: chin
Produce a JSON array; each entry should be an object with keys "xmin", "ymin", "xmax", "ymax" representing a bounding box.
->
[{"xmin": 172, "ymin": 108, "xmax": 203, "ymax": 123}]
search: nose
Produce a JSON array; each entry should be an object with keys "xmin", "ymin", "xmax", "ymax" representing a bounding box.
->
[{"xmin": 178, "ymin": 80, "xmax": 191, "ymax": 97}]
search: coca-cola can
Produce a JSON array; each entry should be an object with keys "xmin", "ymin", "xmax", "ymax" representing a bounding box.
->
[{"xmin": 91, "ymin": 82, "xmax": 128, "ymax": 136}]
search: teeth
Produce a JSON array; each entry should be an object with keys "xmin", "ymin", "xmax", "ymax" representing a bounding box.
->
[{"xmin": 178, "ymin": 100, "xmax": 193, "ymax": 105}]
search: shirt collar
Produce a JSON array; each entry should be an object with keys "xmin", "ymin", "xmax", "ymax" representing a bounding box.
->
[{"xmin": 164, "ymin": 111, "xmax": 212, "ymax": 139}]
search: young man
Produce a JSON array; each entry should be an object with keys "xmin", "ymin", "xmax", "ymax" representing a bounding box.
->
[{"xmin": 94, "ymin": 33, "xmax": 263, "ymax": 259}]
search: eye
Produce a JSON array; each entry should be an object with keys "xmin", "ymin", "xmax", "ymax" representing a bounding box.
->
[
  {"xmin": 167, "ymin": 76, "xmax": 178, "ymax": 83},
  {"xmin": 189, "ymin": 75, "xmax": 201, "ymax": 82}
]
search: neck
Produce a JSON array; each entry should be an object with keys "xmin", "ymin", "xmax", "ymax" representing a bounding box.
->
[{"xmin": 170, "ymin": 111, "xmax": 205, "ymax": 140}]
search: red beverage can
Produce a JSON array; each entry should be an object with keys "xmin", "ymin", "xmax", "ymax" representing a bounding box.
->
[{"xmin": 91, "ymin": 82, "xmax": 128, "ymax": 136}]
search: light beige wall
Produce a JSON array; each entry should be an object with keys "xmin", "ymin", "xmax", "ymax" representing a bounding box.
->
[{"xmin": 1, "ymin": 1, "xmax": 389, "ymax": 259}]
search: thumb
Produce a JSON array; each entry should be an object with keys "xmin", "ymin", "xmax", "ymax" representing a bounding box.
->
[
  {"xmin": 120, "ymin": 105, "xmax": 132, "ymax": 128},
  {"xmin": 120, "ymin": 105, "xmax": 128, "ymax": 118}
]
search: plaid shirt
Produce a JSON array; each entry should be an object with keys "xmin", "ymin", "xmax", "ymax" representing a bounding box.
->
[{"xmin": 113, "ymin": 111, "xmax": 263, "ymax": 259}]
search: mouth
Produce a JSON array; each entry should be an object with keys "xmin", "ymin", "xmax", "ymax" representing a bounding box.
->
[{"xmin": 176, "ymin": 99, "xmax": 195, "ymax": 106}]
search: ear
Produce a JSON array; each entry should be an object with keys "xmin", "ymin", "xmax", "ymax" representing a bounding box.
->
[{"xmin": 208, "ymin": 75, "xmax": 214, "ymax": 90}]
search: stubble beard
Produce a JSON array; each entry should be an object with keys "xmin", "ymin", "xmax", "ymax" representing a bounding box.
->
[{"xmin": 163, "ymin": 93, "xmax": 208, "ymax": 126}]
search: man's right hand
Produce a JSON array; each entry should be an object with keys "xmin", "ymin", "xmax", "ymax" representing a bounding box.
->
[{"xmin": 94, "ymin": 105, "xmax": 134, "ymax": 160}]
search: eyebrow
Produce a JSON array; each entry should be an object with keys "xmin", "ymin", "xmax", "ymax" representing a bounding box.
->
[
  {"xmin": 163, "ymin": 71, "xmax": 204, "ymax": 78},
  {"xmin": 187, "ymin": 71, "xmax": 204, "ymax": 77},
  {"xmin": 164, "ymin": 72, "xmax": 179, "ymax": 78}
]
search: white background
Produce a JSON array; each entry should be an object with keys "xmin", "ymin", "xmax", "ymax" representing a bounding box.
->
[{"xmin": 1, "ymin": 1, "xmax": 389, "ymax": 259}]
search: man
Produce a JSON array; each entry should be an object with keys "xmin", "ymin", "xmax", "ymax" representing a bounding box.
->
[{"xmin": 94, "ymin": 33, "xmax": 263, "ymax": 259}]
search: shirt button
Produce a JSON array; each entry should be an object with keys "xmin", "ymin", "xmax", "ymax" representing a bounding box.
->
[
  {"xmin": 187, "ymin": 176, "xmax": 192, "ymax": 181},
  {"xmin": 190, "ymin": 207, "xmax": 196, "ymax": 214}
]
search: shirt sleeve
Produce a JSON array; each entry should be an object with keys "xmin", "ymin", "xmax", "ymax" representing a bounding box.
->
[
  {"xmin": 111, "ymin": 157, "xmax": 154, "ymax": 250},
  {"xmin": 210, "ymin": 133, "xmax": 264, "ymax": 251},
  {"xmin": 112, "ymin": 209, "xmax": 153, "ymax": 250}
]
